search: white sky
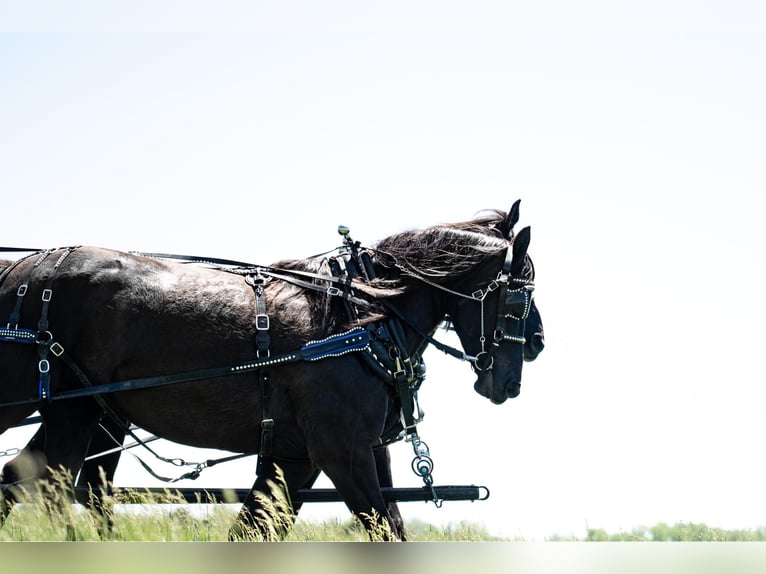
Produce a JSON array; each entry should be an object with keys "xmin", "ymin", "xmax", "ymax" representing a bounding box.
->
[{"xmin": 1, "ymin": 1, "xmax": 765, "ymax": 540}]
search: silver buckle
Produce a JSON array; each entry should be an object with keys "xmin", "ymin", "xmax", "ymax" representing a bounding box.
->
[
  {"xmin": 256, "ymin": 314, "xmax": 270, "ymax": 331},
  {"xmin": 42, "ymin": 289, "xmax": 53, "ymax": 302}
]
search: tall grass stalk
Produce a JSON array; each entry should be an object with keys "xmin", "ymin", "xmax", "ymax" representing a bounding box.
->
[{"xmin": 0, "ymin": 467, "xmax": 499, "ymax": 542}]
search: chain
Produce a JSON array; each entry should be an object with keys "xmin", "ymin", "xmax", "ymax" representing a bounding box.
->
[
  {"xmin": 0, "ymin": 447, "xmax": 20, "ymax": 458},
  {"xmin": 407, "ymin": 433, "xmax": 443, "ymax": 508}
]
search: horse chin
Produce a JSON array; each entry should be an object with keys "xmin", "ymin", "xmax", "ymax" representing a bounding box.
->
[{"xmin": 473, "ymin": 374, "xmax": 519, "ymax": 404}]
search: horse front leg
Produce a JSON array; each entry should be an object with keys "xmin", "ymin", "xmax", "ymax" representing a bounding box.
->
[
  {"xmin": 0, "ymin": 403, "xmax": 40, "ymax": 523},
  {"xmin": 230, "ymin": 456, "xmax": 318, "ymax": 541},
  {"xmin": 374, "ymin": 446, "xmax": 406, "ymax": 541},
  {"xmin": 2, "ymin": 399, "xmax": 102, "ymax": 538},
  {"xmin": 75, "ymin": 415, "xmax": 125, "ymax": 537},
  {"xmin": 319, "ymin": 444, "xmax": 399, "ymax": 541},
  {"xmin": 1, "ymin": 423, "xmax": 48, "ymax": 524}
]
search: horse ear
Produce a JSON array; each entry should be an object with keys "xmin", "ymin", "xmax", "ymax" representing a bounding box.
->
[
  {"xmin": 500, "ymin": 200, "xmax": 521, "ymax": 239},
  {"xmin": 510, "ymin": 226, "xmax": 531, "ymax": 276}
]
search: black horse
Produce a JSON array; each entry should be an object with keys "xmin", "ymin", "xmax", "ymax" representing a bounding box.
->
[
  {"xmin": 0, "ymin": 204, "xmax": 543, "ymax": 540},
  {"xmin": 69, "ymin": 269, "xmax": 543, "ymax": 540}
]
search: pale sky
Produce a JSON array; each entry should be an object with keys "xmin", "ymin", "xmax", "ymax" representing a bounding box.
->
[{"xmin": 1, "ymin": 1, "xmax": 765, "ymax": 540}]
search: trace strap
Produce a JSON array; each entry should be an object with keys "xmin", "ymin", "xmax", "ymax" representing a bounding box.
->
[{"xmin": 48, "ymin": 328, "xmax": 372, "ymax": 402}]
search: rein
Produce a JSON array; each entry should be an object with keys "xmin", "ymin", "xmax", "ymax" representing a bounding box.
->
[
  {"xmin": 0, "ymin": 241, "xmax": 527, "ymax": 411},
  {"xmin": 391, "ymin": 249, "xmax": 534, "ymax": 373},
  {"xmin": 0, "ymin": 326, "xmax": 372, "ymax": 405},
  {"xmin": 134, "ymin": 247, "xmax": 531, "ymax": 370}
]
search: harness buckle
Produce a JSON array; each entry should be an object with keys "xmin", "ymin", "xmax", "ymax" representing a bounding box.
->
[
  {"xmin": 17, "ymin": 284, "xmax": 28, "ymax": 297},
  {"xmin": 392, "ymin": 357, "xmax": 406, "ymax": 378},
  {"xmin": 259, "ymin": 418, "xmax": 275, "ymax": 461},
  {"xmin": 50, "ymin": 342, "xmax": 65, "ymax": 357},
  {"xmin": 38, "ymin": 359, "xmax": 50, "ymax": 374},
  {"xmin": 255, "ymin": 314, "xmax": 270, "ymax": 331},
  {"xmin": 327, "ymin": 286, "xmax": 342, "ymax": 297},
  {"xmin": 41, "ymin": 289, "xmax": 53, "ymax": 302},
  {"xmin": 256, "ymin": 348, "xmax": 271, "ymax": 359},
  {"xmin": 246, "ymin": 271, "xmax": 266, "ymax": 287}
]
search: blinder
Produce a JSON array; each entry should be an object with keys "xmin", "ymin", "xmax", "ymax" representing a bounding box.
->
[{"xmin": 465, "ymin": 247, "xmax": 534, "ymax": 375}]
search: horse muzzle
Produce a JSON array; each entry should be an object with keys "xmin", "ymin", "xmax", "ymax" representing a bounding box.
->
[
  {"xmin": 473, "ymin": 371, "xmax": 521, "ymax": 404},
  {"xmin": 524, "ymin": 332, "xmax": 545, "ymax": 362}
]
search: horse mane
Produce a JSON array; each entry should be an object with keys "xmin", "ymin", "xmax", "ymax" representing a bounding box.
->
[
  {"xmin": 369, "ymin": 209, "xmax": 509, "ymax": 286},
  {"xmin": 265, "ymin": 209, "xmax": 520, "ymax": 330},
  {"xmin": 0, "ymin": 259, "xmax": 15, "ymax": 285},
  {"xmin": 267, "ymin": 257, "xmax": 343, "ymax": 334}
]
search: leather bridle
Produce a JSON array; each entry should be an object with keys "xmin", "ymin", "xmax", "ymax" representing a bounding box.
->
[{"xmin": 396, "ymin": 245, "xmax": 534, "ymax": 375}]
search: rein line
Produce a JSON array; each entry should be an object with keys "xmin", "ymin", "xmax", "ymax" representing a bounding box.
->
[
  {"xmin": 0, "ymin": 243, "xmax": 520, "ymax": 492},
  {"xmin": 0, "ymin": 246, "xmax": 504, "ymax": 408},
  {"xmin": 253, "ymin": 264, "xmax": 475, "ymax": 364}
]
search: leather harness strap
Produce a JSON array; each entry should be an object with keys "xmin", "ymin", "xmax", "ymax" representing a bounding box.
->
[
  {"xmin": 3, "ymin": 247, "xmax": 79, "ymax": 402},
  {"xmin": 326, "ymin": 233, "xmax": 427, "ymax": 445},
  {"xmin": 0, "ymin": 241, "xmax": 475, "ymax": 450},
  {"xmin": 7, "ymin": 249, "xmax": 52, "ymax": 330},
  {"xmin": 245, "ymin": 270, "xmax": 275, "ymax": 470}
]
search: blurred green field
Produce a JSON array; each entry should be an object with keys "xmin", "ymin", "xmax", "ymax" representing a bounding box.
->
[{"xmin": 2, "ymin": 470, "xmax": 765, "ymax": 542}]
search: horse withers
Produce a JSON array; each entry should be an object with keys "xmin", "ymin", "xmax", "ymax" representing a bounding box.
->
[{"xmin": 0, "ymin": 203, "xmax": 543, "ymax": 540}]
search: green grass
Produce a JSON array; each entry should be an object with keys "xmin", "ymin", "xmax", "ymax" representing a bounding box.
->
[
  {"xmin": 0, "ymin": 500, "xmax": 501, "ymax": 542},
  {"xmin": 8, "ymin": 470, "xmax": 764, "ymax": 542},
  {"xmin": 0, "ymin": 469, "xmax": 502, "ymax": 542}
]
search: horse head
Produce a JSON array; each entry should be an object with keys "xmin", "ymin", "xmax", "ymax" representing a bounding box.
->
[
  {"xmin": 446, "ymin": 203, "xmax": 543, "ymax": 404},
  {"xmin": 501, "ymin": 200, "xmax": 545, "ymax": 363}
]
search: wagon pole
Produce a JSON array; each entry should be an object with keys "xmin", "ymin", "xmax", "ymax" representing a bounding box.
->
[{"xmin": 72, "ymin": 485, "xmax": 490, "ymax": 505}]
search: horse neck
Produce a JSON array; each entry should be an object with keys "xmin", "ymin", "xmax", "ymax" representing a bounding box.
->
[{"xmin": 387, "ymin": 284, "xmax": 449, "ymax": 355}]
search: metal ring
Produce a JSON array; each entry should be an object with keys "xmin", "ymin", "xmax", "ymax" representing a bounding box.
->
[
  {"xmin": 412, "ymin": 455, "xmax": 433, "ymax": 477},
  {"xmin": 36, "ymin": 330, "xmax": 53, "ymax": 343},
  {"xmin": 472, "ymin": 351, "xmax": 494, "ymax": 372}
]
